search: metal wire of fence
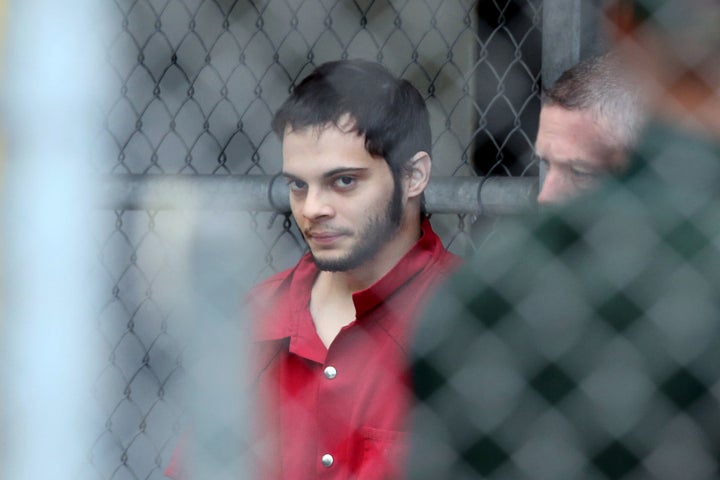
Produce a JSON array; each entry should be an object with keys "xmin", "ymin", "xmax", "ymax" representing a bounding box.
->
[{"xmin": 95, "ymin": 1, "xmax": 543, "ymax": 478}]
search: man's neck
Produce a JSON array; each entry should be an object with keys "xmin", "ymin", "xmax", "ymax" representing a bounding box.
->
[{"xmin": 309, "ymin": 217, "xmax": 424, "ymax": 347}]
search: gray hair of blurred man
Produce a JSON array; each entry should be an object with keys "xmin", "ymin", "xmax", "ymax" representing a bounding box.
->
[{"xmin": 543, "ymin": 52, "xmax": 644, "ymax": 153}]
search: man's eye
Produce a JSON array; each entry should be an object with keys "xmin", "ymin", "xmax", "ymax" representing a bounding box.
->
[
  {"xmin": 570, "ymin": 168, "xmax": 601, "ymax": 186},
  {"xmin": 333, "ymin": 176, "xmax": 355, "ymax": 188},
  {"xmin": 287, "ymin": 179, "xmax": 307, "ymax": 192}
]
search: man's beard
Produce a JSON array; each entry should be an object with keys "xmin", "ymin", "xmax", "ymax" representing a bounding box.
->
[{"xmin": 311, "ymin": 178, "xmax": 403, "ymax": 272}]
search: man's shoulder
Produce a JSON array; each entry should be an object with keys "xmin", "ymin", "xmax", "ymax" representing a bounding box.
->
[
  {"xmin": 254, "ymin": 267, "xmax": 294, "ymax": 289},
  {"xmin": 246, "ymin": 254, "xmax": 315, "ymax": 303},
  {"xmin": 421, "ymin": 218, "xmax": 464, "ymax": 276},
  {"xmin": 247, "ymin": 265, "xmax": 296, "ymax": 302},
  {"xmin": 439, "ymin": 249, "xmax": 463, "ymax": 271},
  {"xmin": 419, "ymin": 249, "xmax": 463, "ymax": 306}
]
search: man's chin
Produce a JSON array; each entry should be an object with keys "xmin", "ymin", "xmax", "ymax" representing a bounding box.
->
[
  {"xmin": 311, "ymin": 252, "xmax": 361, "ymax": 272},
  {"xmin": 312, "ymin": 256, "xmax": 349, "ymax": 272}
]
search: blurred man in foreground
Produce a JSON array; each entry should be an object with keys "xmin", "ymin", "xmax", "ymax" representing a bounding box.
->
[
  {"xmin": 536, "ymin": 53, "xmax": 643, "ymax": 204},
  {"xmin": 409, "ymin": 1, "xmax": 720, "ymax": 479}
]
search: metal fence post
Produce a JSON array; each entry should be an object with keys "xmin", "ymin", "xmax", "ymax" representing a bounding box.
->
[{"xmin": 540, "ymin": 0, "xmax": 606, "ymax": 188}]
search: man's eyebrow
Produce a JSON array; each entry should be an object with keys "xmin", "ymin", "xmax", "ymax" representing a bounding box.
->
[
  {"xmin": 321, "ymin": 167, "xmax": 367, "ymax": 178},
  {"xmin": 282, "ymin": 167, "xmax": 368, "ymax": 181}
]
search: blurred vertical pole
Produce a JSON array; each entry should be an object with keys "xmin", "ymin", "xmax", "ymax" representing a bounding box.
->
[
  {"xmin": 0, "ymin": 13, "xmax": 6, "ymax": 472},
  {"xmin": 179, "ymin": 213, "xmax": 256, "ymax": 480},
  {"xmin": 0, "ymin": 1, "xmax": 108, "ymax": 479}
]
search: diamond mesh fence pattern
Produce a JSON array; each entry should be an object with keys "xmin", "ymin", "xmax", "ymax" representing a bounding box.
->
[
  {"xmin": 409, "ymin": 159, "xmax": 720, "ymax": 479},
  {"xmin": 407, "ymin": 36, "xmax": 720, "ymax": 469},
  {"xmin": 95, "ymin": 1, "xmax": 542, "ymax": 478},
  {"xmin": 104, "ymin": 0, "xmax": 541, "ymax": 177}
]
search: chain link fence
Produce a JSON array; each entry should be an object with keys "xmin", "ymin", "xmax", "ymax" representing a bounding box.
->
[
  {"xmin": 95, "ymin": 0, "xmax": 544, "ymax": 478},
  {"xmin": 4, "ymin": 1, "xmax": 713, "ymax": 479}
]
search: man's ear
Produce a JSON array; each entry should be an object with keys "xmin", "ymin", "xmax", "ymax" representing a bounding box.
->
[{"xmin": 406, "ymin": 151, "xmax": 431, "ymax": 198}]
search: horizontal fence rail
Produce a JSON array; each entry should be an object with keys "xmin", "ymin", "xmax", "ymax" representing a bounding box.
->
[{"xmin": 100, "ymin": 174, "xmax": 539, "ymax": 215}]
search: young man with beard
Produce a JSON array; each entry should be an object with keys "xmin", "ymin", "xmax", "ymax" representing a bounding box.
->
[
  {"xmin": 165, "ymin": 60, "xmax": 459, "ymax": 480},
  {"xmin": 246, "ymin": 59, "xmax": 459, "ymax": 480}
]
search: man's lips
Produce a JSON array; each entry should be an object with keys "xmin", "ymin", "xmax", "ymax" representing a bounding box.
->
[{"xmin": 304, "ymin": 230, "xmax": 347, "ymax": 245}]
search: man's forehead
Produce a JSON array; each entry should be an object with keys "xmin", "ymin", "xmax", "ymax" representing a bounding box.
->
[
  {"xmin": 280, "ymin": 123, "xmax": 385, "ymax": 178},
  {"xmin": 536, "ymin": 106, "xmax": 610, "ymax": 158},
  {"xmin": 282, "ymin": 113, "xmax": 359, "ymax": 140},
  {"xmin": 538, "ymin": 104, "xmax": 599, "ymax": 132}
]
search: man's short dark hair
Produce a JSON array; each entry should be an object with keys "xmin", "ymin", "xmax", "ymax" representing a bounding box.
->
[{"xmin": 272, "ymin": 59, "xmax": 432, "ymax": 179}]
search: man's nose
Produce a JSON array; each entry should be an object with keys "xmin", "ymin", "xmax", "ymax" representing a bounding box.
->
[
  {"xmin": 300, "ymin": 187, "xmax": 334, "ymax": 220},
  {"xmin": 537, "ymin": 170, "xmax": 569, "ymax": 205}
]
